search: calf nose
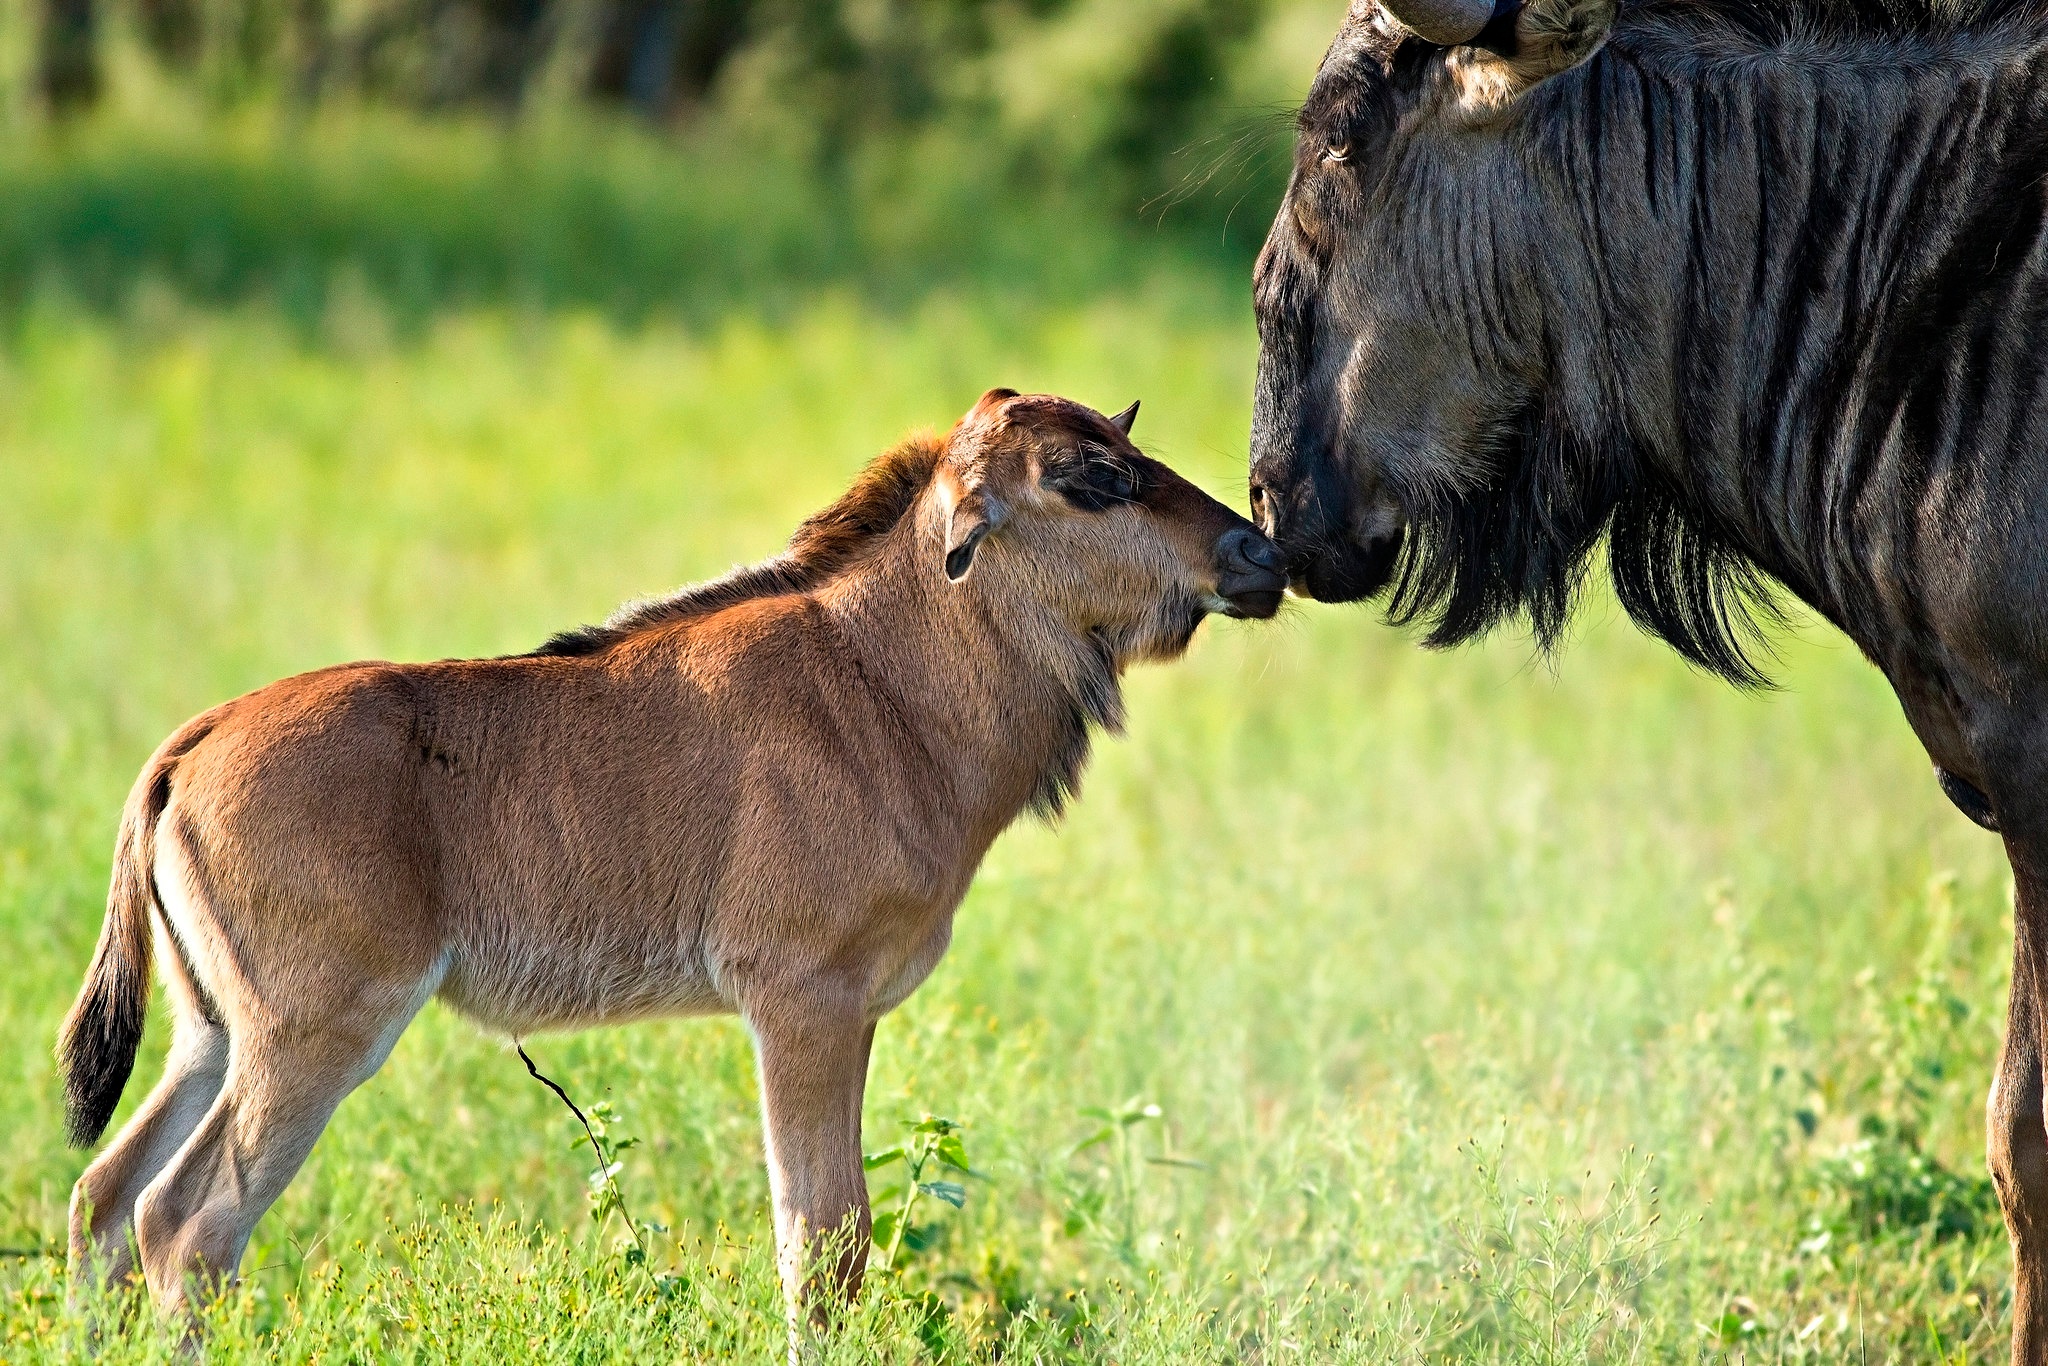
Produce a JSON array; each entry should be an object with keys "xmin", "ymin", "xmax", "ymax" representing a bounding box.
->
[{"xmin": 1219, "ymin": 525, "xmax": 1287, "ymax": 576}]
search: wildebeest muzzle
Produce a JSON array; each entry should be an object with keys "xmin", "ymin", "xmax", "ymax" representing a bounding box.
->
[{"xmin": 1251, "ymin": 473, "xmax": 1405, "ymax": 606}]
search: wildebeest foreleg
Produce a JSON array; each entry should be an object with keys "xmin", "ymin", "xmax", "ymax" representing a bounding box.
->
[
  {"xmin": 747, "ymin": 994, "xmax": 875, "ymax": 1329},
  {"xmin": 1991, "ymin": 892, "xmax": 2048, "ymax": 1366}
]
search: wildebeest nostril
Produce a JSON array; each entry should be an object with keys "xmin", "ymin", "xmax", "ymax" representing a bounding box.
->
[{"xmin": 1248, "ymin": 483, "xmax": 1274, "ymax": 536}]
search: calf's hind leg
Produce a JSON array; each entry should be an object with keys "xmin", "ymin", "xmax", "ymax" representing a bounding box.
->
[
  {"xmin": 69, "ymin": 1016, "xmax": 226, "ymax": 1291},
  {"xmin": 131, "ymin": 991, "xmax": 430, "ymax": 1314},
  {"xmin": 69, "ymin": 936, "xmax": 227, "ymax": 1291}
]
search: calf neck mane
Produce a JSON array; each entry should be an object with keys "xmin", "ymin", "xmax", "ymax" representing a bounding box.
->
[
  {"xmin": 527, "ymin": 430, "xmax": 1122, "ymax": 821},
  {"xmin": 1391, "ymin": 0, "xmax": 2048, "ymax": 685},
  {"xmin": 530, "ymin": 437, "xmax": 944, "ymax": 658}
]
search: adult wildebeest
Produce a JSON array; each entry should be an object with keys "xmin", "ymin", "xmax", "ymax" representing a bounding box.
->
[
  {"xmin": 1248, "ymin": 0, "xmax": 2048, "ymax": 1355},
  {"xmin": 59, "ymin": 390, "xmax": 1287, "ymax": 1323}
]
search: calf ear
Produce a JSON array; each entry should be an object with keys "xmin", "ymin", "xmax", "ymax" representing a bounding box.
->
[
  {"xmin": 944, "ymin": 491, "xmax": 1004, "ymax": 582},
  {"xmin": 965, "ymin": 388, "xmax": 1019, "ymax": 425}
]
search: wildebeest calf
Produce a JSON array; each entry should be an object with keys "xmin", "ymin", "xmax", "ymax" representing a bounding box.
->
[{"xmin": 59, "ymin": 388, "xmax": 1288, "ymax": 1318}]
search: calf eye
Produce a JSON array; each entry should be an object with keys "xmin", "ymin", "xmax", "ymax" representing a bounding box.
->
[
  {"xmin": 1323, "ymin": 139, "xmax": 1350, "ymax": 164},
  {"xmin": 1044, "ymin": 449, "xmax": 1142, "ymax": 511},
  {"xmin": 1092, "ymin": 463, "xmax": 1138, "ymax": 503}
]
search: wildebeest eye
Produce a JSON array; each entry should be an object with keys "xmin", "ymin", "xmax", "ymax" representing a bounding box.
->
[
  {"xmin": 1044, "ymin": 444, "xmax": 1142, "ymax": 511},
  {"xmin": 1323, "ymin": 138, "xmax": 1350, "ymax": 163}
]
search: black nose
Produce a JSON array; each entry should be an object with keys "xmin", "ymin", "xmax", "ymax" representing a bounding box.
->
[
  {"xmin": 1220, "ymin": 526, "xmax": 1287, "ymax": 576},
  {"xmin": 1214, "ymin": 525, "xmax": 1289, "ymax": 619}
]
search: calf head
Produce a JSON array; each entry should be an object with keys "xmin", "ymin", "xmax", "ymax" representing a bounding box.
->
[{"xmin": 935, "ymin": 389, "xmax": 1286, "ymax": 665}]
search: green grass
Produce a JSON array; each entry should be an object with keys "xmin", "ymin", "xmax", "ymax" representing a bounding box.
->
[{"xmin": 0, "ymin": 202, "xmax": 2023, "ymax": 1359}]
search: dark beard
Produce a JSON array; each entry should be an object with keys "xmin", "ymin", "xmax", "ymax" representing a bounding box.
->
[{"xmin": 1384, "ymin": 404, "xmax": 1780, "ymax": 688}]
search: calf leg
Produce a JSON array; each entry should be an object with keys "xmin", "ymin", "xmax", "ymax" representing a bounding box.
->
[
  {"xmin": 130, "ymin": 977, "xmax": 430, "ymax": 1317},
  {"xmin": 68, "ymin": 1013, "xmax": 227, "ymax": 1291},
  {"xmin": 69, "ymin": 920, "xmax": 228, "ymax": 1294},
  {"xmin": 131, "ymin": 1038, "xmax": 357, "ymax": 1314},
  {"xmin": 745, "ymin": 994, "xmax": 876, "ymax": 1322}
]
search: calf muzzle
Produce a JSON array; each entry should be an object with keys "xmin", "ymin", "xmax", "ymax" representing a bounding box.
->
[{"xmin": 1214, "ymin": 526, "xmax": 1289, "ymax": 619}]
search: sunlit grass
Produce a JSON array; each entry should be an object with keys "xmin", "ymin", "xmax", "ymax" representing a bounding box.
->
[{"xmin": 0, "ymin": 275, "xmax": 2018, "ymax": 1361}]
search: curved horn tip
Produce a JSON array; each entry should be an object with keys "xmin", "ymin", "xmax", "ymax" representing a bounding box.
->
[
  {"xmin": 1109, "ymin": 401, "xmax": 1139, "ymax": 435},
  {"xmin": 1381, "ymin": 0, "xmax": 1496, "ymax": 45}
]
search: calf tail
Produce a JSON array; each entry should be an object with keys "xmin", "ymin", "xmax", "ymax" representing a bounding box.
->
[{"xmin": 57, "ymin": 754, "xmax": 177, "ymax": 1148}]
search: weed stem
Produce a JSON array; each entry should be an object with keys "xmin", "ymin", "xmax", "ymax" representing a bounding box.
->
[{"xmin": 516, "ymin": 1041, "xmax": 651, "ymax": 1269}]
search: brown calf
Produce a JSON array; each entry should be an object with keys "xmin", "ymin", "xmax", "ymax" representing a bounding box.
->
[{"xmin": 58, "ymin": 389, "xmax": 1288, "ymax": 1319}]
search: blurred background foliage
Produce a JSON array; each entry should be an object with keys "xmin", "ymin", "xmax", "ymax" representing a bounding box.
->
[{"xmin": 0, "ymin": 0, "xmax": 1336, "ymax": 331}]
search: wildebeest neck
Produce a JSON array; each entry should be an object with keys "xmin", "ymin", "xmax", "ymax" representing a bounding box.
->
[{"xmin": 1373, "ymin": 11, "xmax": 2048, "ymax": 683}]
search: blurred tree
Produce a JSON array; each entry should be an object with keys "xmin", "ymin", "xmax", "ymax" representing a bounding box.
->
[
  {"xmin": 587, "ymin": 0, "xmax": 752, "ymax": 115},
  {"xmin": 40, "ymin": 0, "xmax": 101, "ymax": 110},
  {"xmin": 474, "ymin": 0, "xmax": 553, "ymax": 106},
  {"xmin": 138, "ymin": 0, "xmax": 203, "ymax": 70},
  {"xmin": 291, "ymin": 0, "xmax": 331, "ymax": 101},
  {"xmin": 1105, "ymin": 0, "xmax": 1254, "ymax": 173}
]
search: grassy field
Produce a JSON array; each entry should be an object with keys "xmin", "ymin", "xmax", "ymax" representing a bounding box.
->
[{"xmin": 0, "ymin": 126, "xmax": 2026, "ymax": 1362}]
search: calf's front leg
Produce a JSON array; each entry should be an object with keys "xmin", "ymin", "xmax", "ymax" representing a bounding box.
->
[{"xmin": 746, "ymin": 992, "xmax": 877, "ymax": 1322}]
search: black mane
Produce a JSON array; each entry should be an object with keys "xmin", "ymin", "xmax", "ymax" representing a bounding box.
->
[{"xmin": 1633, "ymin": 0, "xmax": 2048, "ymax": 38}]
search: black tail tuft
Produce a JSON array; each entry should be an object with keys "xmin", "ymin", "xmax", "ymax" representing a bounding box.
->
[
  {"xmin": 57, "ymin": 760, "xmax": 170, "ymax": 1148},
  {"xmin": 59, "ymin": 962, "xmax": 149, "ymax": 1147}
]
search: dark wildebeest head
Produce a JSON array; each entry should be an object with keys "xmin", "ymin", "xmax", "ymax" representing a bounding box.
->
[
  {"xmin": 1250, "ymin": 0, "xmax": 1818, "ymax": 681},
  {"xmin": 1253, "ymin": 0, "xmax": 2048, "ymax": 688}
]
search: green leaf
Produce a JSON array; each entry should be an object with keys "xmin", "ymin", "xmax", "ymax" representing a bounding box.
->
[
  {"xmin": 919, "ymin": 1180, "xmax": 967, "ymax": 1208},
  {"xmin": 870, "ymin": 1209, "xmax": 900, "ymax": 1248},
  {"xmin": 1071, "ymin": 1126, "xmax": 1114, "ymax": 1155},
  {"xmin": 863, "ymin": 1146, "xmax": 907, "ymax": 1171},
  {"xmin": 935, "ymin": 1133, "xmax": 970, "ymax": 1171}
]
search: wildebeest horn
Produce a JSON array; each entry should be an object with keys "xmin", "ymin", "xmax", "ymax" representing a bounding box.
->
[
  {"xmin": 1380, "ymin": 0, "xmax": 1504, "ymax": 46},
  {"xmin": 1109, "ymin": 401, "xmax": 1139, "ymax": 435}
]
